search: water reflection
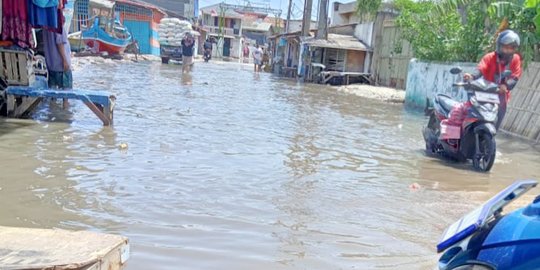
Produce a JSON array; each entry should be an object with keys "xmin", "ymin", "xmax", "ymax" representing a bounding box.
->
[{"xmin": 0, "ymin": 59, "xmax": 539, "ymax": 270}]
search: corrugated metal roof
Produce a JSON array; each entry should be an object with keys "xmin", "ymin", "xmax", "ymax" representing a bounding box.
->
[
  {"xmin": 303, "ymin": 34, "xmax": 370, "ymax": 51},
  {"xmin": 243, "ymin": 22, "xmax": 273, "ymax": 32},
  {"xmin": 135, "ymin": 0, "xmax": 191, "ymax": 18},
  {"xmin": 116, "ymin": 0, "xmax": 168, "ymax": 16}
]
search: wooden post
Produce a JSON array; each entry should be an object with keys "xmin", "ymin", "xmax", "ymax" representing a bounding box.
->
[
  {"xmin": 84, "ymin": 101, "xmax": 111, "ymax": 126},
  {"xmin": 301, "ymin": 0, "xmax": 313, "ymax": 37},
  {"xmin": 12, "ymin": 97, "xmax": 42, "ymax": 117},
  {"xmin": 316, "ymin": 0, "xmax": 328, "ymax": 39},
  {"xmin": 285, "ymin": 0, "xmax": 292, "ymax": 33}
]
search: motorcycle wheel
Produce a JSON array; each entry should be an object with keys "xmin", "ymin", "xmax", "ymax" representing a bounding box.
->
[{"xmin": 472, "ymin": 133, "xmax": 496, "ymax": 172}]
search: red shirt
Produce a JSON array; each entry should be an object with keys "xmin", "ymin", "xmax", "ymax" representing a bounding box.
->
[
  {"xmin": 477, "ymin": 51, "xmax": 522, "ymax": 84},
  {"xmin": 477, "ymin": 52, "xmax": 522, "ymax": 102}
]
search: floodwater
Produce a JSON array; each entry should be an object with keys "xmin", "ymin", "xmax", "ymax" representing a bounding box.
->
[{"xmin": 1, "ymin": 59, "xmax": 540, "ymax": 269}]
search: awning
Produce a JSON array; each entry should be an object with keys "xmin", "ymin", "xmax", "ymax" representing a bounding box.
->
[
  {"xmin": 303, "ymin": 34, "xmax": 371, "ymax": 51},
  {"xmin": 208, "ymin": 33, "xmax": 236, "ymax": 39}
]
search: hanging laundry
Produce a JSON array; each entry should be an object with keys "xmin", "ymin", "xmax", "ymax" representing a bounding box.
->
[
  {"xmin": 2, "ymin": 0, "xmax": 34, "ymax": 48},
  {"xmin": 0, "ymin": 0, "xmax": 2, "ymax": 36},
  {"xmin": 28, "ymin": 0, "xmax": 59, "ymax": 30},
  {"xmin": 32, "ymin": 0, "xmax": 59, "ymax": 8}
]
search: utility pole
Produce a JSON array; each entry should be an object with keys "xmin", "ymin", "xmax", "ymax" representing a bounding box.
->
[
  {"xmin": 217, "ymin": 4, "xmax": 227, "ymax": 58},
  {"xmin": 315, "ymin": 0, "xmax": 328, "ymax": 39},
  {"xmin": 285, "ymin": 0, "xmax": 292, "ymax": 33},
  {"xmin": 301, "ymin": 0, "xmax": 313, "ymax": 36}
]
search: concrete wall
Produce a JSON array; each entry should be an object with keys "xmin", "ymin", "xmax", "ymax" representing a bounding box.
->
[
  {"xmin": 354, "ymin": 22, "xmax": 374, "ymax": 47},
  {"xmin": 329, "ymin": 24, "xmax": 355, "ymax": 35},
  {"xmin": 286, "ymin": 20, "xmax": 317, "ymax": 33},
  {"xmin": 404, "ymin": 59, "xmax": 476, "ymax": 108}
]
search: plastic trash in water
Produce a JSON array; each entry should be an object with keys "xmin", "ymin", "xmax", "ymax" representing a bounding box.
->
[
  {"xmin": 409, "ymin": 182, "xmax": 421, "ymax": 191},
  {"xmin": 119, "ymin": 143, "xmax": 128, "ymax": 150}
]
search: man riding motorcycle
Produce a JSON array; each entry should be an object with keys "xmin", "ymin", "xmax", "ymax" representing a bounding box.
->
[
  {"xmin": 445, "ymin": 30, "xmax": 522, "ymax": 130},
  {"xmin": 203, "ymin": 38, "xmax": 212, "ymax": 61}
]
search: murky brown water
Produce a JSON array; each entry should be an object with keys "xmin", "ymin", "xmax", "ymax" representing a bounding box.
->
[{"xmin": 1, "ymin": 59, "xmax": 540, "ymax": 269}]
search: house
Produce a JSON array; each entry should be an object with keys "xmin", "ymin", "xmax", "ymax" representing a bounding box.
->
[
  {"xmin": 116, "ymin": 0, "xmax": 167, "ymax": 55},
  {"xmin": 330, "ymin": 2, "xmax": 359, "ymax": 26},
  {"xmin": 243, "ymin": 21, "xmax": 274, "ymax": 45},
  {"xmin": 199, "ymin": 3, "xmax": 282, "ymax": 58},
  {"xmin": 264, "ymin": 16, "xmax": 285, "ymax": 32},
  {"xmin": 200, "ymin": 3, "xmax": 245, "ymax": 58},
  {"xmin": 138, "ymin": 0, "xmax": 199, "ymax": 20},
  {"xmin": 270, "ymin": 23, "xmax": 373, "ymax": 84},
  {"xmin": 302, "ymin": 33, "xmax": 372, "ymax": 84},
  {"xmin": 72, "ymin": 0, "xmax": 166, "ymax": 55}
]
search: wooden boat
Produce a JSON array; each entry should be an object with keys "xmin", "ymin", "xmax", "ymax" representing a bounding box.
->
[
  {"xmin": 68, "ymin": 31, "xmax": 86, "ymax": 52},
  {"xmin": 81, "ymin": 0, "xmax": 131, "ymax": 55}
]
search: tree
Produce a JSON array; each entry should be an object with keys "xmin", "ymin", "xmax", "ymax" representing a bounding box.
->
[
  {"xmin": 394, "ymin": 0, "xmax": 481, "ymax": 62},
  {"xmin": 433, "ymin": 0, "xmax": 539, "ymax": 63},
  {"xmin": 356, "ymin": 0, "xmax": 383, "ymax": 22},
  {"xmin": 395, "ymin": 0, "xmax": 539, "ymax": 64}
]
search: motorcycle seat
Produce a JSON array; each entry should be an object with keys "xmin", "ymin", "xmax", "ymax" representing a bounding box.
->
[{"xmin": 435, "ymin": 94, "xmax": 459, "ymax": 116}]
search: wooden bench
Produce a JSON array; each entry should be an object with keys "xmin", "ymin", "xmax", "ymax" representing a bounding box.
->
[
  {"xmin": 5, "ymin": 87, "xmax": 116, "ymax": 126},
  {"xmin": 319, "ymin": 71, "xmax": 372, "ymax": 85}
]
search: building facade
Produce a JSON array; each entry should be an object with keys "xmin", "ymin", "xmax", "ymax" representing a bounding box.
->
[
  {"xmin": 73, "ymin": 0, "xmax": 166, "ymax": 55},
  {"xmin": 138, "ymin": 0, "xmax": 199, "ymax": 20},
  {"xmin": 330, "ymin": 1, "xmax": 359, "ymax": 26}
]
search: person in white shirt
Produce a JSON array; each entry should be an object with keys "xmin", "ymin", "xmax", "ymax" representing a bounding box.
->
[{"xmin": 252, "ymin": 44, "xmax": 263, "ymax": 72}]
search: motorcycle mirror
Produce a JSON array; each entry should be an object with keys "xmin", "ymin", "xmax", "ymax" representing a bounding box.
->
[
  {"xmin": 501, "ymin": 70, "xmax": 512, "ymax": 79},
  {"xmin": 449, "ymin": 67, "xmax": 463, "ymax": 75}
]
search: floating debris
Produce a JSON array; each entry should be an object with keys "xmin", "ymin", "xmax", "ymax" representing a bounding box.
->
[
  {"xmin": 409, "ymin": 182, "xmax": 421, "ymax": 191},
  {"xmin": 119, "ymin": 143, "xmax": 129, "ymax": 150}
]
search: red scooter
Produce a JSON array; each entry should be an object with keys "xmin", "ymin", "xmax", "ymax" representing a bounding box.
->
[{"xmin": 423, "ymin": 67, "xmax": 510, "ymax": 172}]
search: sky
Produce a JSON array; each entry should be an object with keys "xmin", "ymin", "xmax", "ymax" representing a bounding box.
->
[{"xmin": 197, "ymin": 0, "xmax": 334, "ymax": 20}]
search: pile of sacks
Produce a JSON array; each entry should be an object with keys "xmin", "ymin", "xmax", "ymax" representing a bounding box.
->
[{"xmin": 158, "ymin": 18, "xmax": 192, "ymax": 46}]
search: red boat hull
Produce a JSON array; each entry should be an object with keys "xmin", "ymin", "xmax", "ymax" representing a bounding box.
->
[{"xmin": 85, "ymin": 39, "xmax": 127, "ymax": 55}]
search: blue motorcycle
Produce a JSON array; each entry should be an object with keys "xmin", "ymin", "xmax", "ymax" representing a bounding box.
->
[{"xmin": 437, "ymin": 180, "xmax": 540, "ymax": 270}]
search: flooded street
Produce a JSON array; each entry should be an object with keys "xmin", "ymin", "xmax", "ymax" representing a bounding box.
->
[{"xmin": 1, "ymin": 59, "xmax": 540, "ymax": 269}]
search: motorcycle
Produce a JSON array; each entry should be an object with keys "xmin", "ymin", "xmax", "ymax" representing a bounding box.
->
[
  {"xmin": 203, "ymin": 48, "xmax": 212, "ymax": 62},
  {"xmin": 423, "ymin": 67, "xmax": 511, "ymax": 172},
  {"xmin": 437, "ymin": 180, "xmax": 540, "ymax": 270}
]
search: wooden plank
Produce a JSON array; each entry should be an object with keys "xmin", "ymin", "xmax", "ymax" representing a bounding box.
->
[
  {"xmin": 0, "ymin": 226, "xmax": 129, "ymax": 270},
  {"xmin": 11, "ymin": 97, "xmax": 42, "ymax": 118},
  {"xmin": 5, "ymin": 52, "xmax": 13, "ymax": 84},
  {"xmin": 524, "ymin": 114, "xmax": 540, "ymax": 139},
  {"xmin": 17, "ymin": 53, "xmax": 28, "ymax": 85},
  {"xmin": 10, "ymin": 53, "xmax": 19, "ymax": 83},
  {"xmin": 0, "ymin": 52, "xmax": 4, "ymax": 80}
]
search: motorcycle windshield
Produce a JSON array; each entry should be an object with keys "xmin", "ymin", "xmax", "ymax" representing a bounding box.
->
[{"xmin": 437, "ymin": 180, "xmax": 538, "ymax": 253}]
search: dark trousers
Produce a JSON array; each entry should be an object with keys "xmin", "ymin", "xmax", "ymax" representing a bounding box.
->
[{"xmin": 496, "ymin": 93, "xmax": 508, "ymax": 130}]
